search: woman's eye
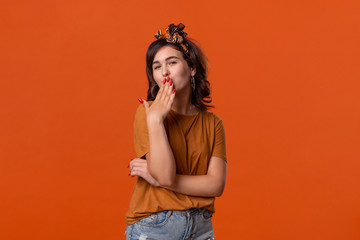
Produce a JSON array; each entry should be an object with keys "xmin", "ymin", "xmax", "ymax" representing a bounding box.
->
[
  {"xmin": 169, "ymin": 61, "xmax": 177, "ymax": 65},
  {"xmin": 153, "ymin": 66, "xmax": 160, "ymax": 70}
]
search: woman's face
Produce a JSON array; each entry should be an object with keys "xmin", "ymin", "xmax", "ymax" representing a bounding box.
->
[{"xmin": 152, "ymin": 46, "xmax": 195, "ymax": 92}]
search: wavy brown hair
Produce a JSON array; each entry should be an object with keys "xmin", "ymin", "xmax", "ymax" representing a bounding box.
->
[{"xmin": 145, "ymin": 37, "xmax": 213, "ymax": 110}]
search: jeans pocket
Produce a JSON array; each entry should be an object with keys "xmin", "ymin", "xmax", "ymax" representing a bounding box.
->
[
  {"xmin": 200, "ymin": 209, "xmax": 213, "ymax": 222},
  {"xmin": 137, "ymin": 210, "xmax": 173, "ymax": 227}
]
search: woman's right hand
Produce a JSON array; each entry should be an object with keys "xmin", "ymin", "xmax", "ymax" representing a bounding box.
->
[
  {"xmin": 129, "ymin": 158, "xmax": 160, "ymax": 187},
  {"xmin": 139, "ymin": 76, "xmax": 175, "ymax": 123}
]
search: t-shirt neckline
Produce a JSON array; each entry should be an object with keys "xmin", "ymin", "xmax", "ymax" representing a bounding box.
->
[{"xmin": 170, "ymin": 109, "xmax": 200, "ymax": 118}]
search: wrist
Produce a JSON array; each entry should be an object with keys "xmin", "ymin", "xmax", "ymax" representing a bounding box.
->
[{"xmin": 146, "ymin": 114, "xmax": 164, "ymax": 125}]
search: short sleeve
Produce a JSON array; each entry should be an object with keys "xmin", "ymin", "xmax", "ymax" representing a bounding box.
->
[
  {"xmin": 133, "ymin": 104, "xmax": 149, "ymax": 159},
  {"xmin": 212, "ymin": 116, "xmax": 227, "ymax": 163}
]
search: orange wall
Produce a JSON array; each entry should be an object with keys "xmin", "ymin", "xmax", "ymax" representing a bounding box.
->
[{"xmin": 1, "ymin": 1, "xmax": 359, "ymax": 239}]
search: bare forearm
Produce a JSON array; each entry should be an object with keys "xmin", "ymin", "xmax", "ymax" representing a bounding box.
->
[
  {"xmin": 164, "ymin": 174, "xmax": 225, "ymax": 197},
  {"xmin": 130, "ymin": 156, "xmax": 227, "ymax": 197},
  {"xmin": 147, "ymin": 118, "xmax": 176, "ymax": 186}
]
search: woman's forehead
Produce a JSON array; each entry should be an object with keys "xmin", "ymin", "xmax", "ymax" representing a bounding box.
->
[{"xmin": 153, "ymin": 46, "xmax": 183, "ymax": 62}]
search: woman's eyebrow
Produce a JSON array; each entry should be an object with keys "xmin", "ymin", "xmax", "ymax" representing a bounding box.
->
[{"xmin": 152, "ymin": 56, "xmax": 180, "ymax": 65}]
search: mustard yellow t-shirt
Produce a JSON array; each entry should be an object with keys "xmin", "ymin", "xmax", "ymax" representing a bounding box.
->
[{"xmin": 125, "ymin": 102, "xmax": 226, "ymax": 225}]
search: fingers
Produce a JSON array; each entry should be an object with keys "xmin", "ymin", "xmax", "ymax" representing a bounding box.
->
[
  {"xmin": 156, "ymin": 77, "xmax": 169, "ymax": 101},
  {"xmin": 129, "ymin": 167, "xmax": 140, "ymax": 177},
  {"xmin": 137, "ymin": 76, "xmax": 175, "ymax": 122},
  {"xmin": 167, "ymin": 88, "xmax": 175, "ymax": 105},
  {"xmin": 129, "ymin": 158, "xmax": 147, "ymax": 177},
  {"xmin": 130, "ymin": 167, "xmax": 143, "ymax": 177},
  {"xmin": 163, "ymin": 77, "xmax": 175, "ymax": 106},
  {"xmin": 137, "ymin": 98, "xmax": 150, "ymax": 114},
  {"xmin": 157, "ymin": 76, "xmax": 174, "ymax": 102},
  {"xmin": 143, "ymin": 100, "xmax": 149, "ymax": 111},
  {"xmin": 156, "ymin": 79, "xmax": 165, "ymax": 100},
  {"xmin": 129, "ymin": 158, "xmax": 147, "ymax": 171}
]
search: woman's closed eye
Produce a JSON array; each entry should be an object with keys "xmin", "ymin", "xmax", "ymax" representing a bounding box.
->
[{"xmin": 153, "ymin": 61, "xmax": 176, "ymax": 70}]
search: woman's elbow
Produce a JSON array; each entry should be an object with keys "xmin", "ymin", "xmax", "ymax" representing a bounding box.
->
[
  {"xmin": 157, "ymin": 177, "xmax": 175, "ymax": 188},
  {"xmin": 214, "ymin": 186, "xmax": 225, "ymax": 197},
  {"xmin": 150, "ymin": 170, "xmax": 175, "ymax": 188},
  {"xmin": 214, "ymin": 180, "xmax": 226, "ymax": 197},
  {"xmin": 147, "ymin": 156, "xmax": 176, "ymax": 187}
]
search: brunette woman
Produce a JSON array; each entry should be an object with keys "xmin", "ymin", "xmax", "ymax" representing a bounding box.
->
[{"xmin": 126, "ymin": 23, "xmax": 227, "ymax": 240}]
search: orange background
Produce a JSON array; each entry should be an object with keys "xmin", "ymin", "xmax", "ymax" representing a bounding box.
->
[{"xmin": 1, "ymin": 0, "xmax": 359, "ymax": 239}]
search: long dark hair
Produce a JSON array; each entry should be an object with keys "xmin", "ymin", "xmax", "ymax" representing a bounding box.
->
[{"xmin": 145, "ymin": 37, "xmax": 213, "ymax": 110}]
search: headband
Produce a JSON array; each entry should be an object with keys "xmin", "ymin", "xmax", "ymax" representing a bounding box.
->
[{"xmin": 155, "ymin": 23, "xmax": 190, "ymax": 56}]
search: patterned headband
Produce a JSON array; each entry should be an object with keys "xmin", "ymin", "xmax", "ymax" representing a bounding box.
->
[{"xmin": 155, "ymin": 23, "xmax": 190, "ymax": 56}]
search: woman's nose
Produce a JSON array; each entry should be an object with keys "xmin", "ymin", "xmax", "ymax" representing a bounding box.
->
[{"xmin": 161, "ymin": 65, "xmax": 169, "ymax": 77}]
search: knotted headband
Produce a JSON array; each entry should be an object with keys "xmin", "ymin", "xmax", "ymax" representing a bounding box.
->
[{"xmin": 155, "ymin": 23, "xmax": 189, "ymax": 56}]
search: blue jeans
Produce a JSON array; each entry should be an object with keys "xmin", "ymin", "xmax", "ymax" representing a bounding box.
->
[{"xmin": 126, "ymin": 208, "xmax": 215, "ymax": 240}]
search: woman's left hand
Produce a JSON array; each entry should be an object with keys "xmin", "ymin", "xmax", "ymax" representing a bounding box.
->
[{"xmin": 129, "ymin": 158, "xmax": 160, "ymax": 187}]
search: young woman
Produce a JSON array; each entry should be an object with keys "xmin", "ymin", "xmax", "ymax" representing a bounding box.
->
[{"xmin": 126, "ymin": 23, "xmax": 227, "ymax": 240}]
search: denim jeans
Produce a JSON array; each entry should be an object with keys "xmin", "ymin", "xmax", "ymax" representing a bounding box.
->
[{"xmin": 126, "ymin": 208, "xmax": 215, "ymax": 240}]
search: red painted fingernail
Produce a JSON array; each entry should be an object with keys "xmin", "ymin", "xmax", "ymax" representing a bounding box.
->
[
  {"xmin": 137, "ymin": 98, "xmax": 143, "ymax": 104},
  {"xmin": 172, "ymin": 88, "xmax": 175, "ymax": 94},
  {"xmin": 167, "ymin": 76, "xmax": 170, "ymax": 82},
  {"xmin": 163, "ymin": 78, "xmax": 166, "ymax": 84},
  {"xmin": 169, "ymin": 80, "xmax": 173, "ymax": 86},
  {"xmin": 128, "ymin": 173, "xmax": 131, "ymax": 176},
  {"xmin": 127, "ymin": 164, "xmax": 129, "ymax": 168}
]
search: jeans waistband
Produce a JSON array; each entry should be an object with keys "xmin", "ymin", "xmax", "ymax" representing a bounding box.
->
[{"xmin": 169, "ymin": 208, "xmax": 210, "ymax": 216}]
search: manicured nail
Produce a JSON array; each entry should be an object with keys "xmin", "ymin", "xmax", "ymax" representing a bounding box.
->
[
  {"xmin": 137, "ymin": 98, "xmax": 143, "ymax": 104},
  {"xmin": 167, "ymin": 76, "xmax": 170, "ymax": 82},
  {"xmin": 172, "ymin": 88, "xmax": 175, "ymax": 94},
  {"xmin": 169, "ymin": 80, "xmax": 173, "ymax": 86},
  {"xmin": 163, "ymin": 78, "xmax": 166, "ymax": 84}
]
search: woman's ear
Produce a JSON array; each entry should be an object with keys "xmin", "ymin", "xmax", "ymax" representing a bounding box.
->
[{"xmin": 191, "ymin": 67, "xmax": 196, "ymax": 77}]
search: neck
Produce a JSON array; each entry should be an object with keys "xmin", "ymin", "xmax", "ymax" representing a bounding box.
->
[{"xmin": 171, "ymin": 86, "xmax": 198, "ymax": 115}]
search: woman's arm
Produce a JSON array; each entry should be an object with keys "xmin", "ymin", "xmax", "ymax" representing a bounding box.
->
[
  {"xmin": 166, "ymin": 156, "xmax": 227, "ymax": 197},
  {"xmin": 129, "ymin": 156, "xmax": 227, "ymax": 197},
  {"xmin": 141, "ymin": 77, "xmax": 176, "ymax": 187},
  {"xmin": 146, "ymin": 118, "xmax": 176, "ymax": 187}
]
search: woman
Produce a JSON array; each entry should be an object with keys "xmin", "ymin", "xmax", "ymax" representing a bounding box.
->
[{"xmin": 126, "ymin": 23, "xmax": 227, "ymax": 240}]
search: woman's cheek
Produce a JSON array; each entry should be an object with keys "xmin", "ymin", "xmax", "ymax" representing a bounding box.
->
[
  {"xmin": 155, "ymin": 80, "xmax": 162, "ymax": 87},
  {"xmin": 153, "ymin": 74, "xmax": 162, "ymax": 86}
]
